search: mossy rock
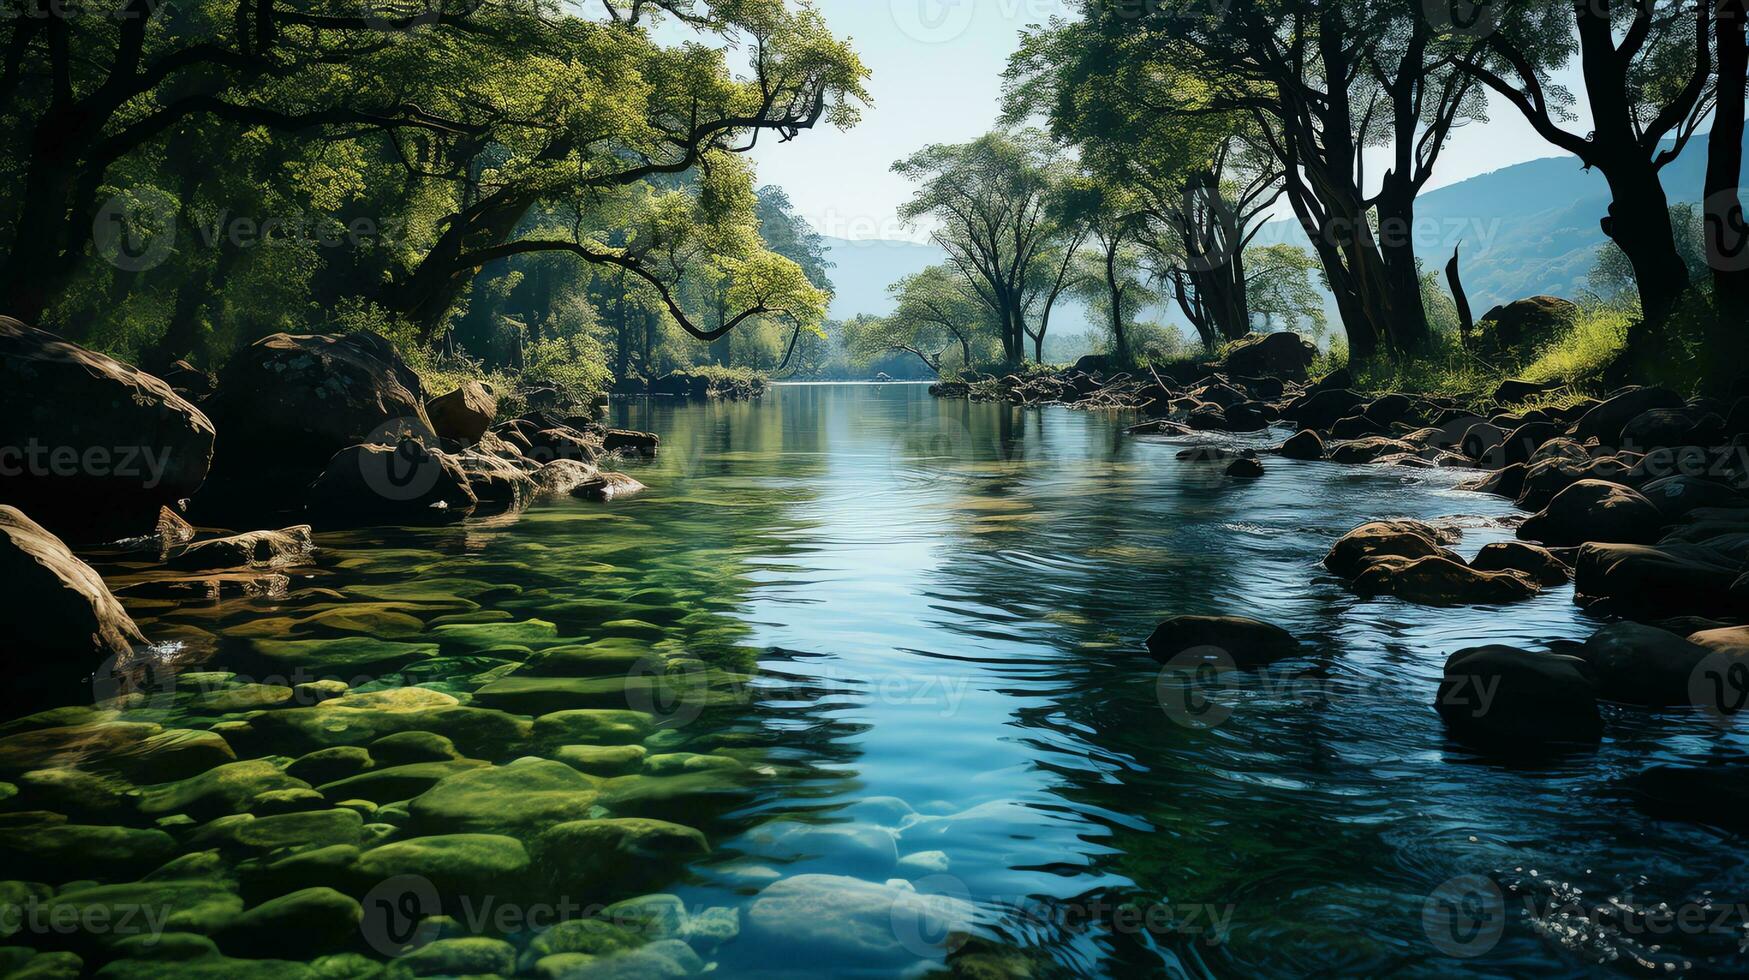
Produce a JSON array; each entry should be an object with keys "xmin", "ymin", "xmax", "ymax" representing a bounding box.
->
[
  {"xmin": 291, "ymin": 679, "xmax": 350, "ymax": 704},
  {"xmin": 473, "ymin": 675, "xmax": 691, "ymax": 715},
  {"xmin": 350, "ymin": 834, "xmax": 529, "ymax": 896},
  {"xmin": 212, "ymin": 887, "xmax": 363, "ymax": 958},
  {"xmin": 531, "ymin": 819, "xmax": 708, "ymax": 894},
  {"xmin": 0, "ymin": 706, "xmax": 119, "ymax": 737},
  {"xmin": 107, "ymin": 931, "xmax": 219, "ymax": 960},
  {"xmin": 143, "ymin": 848, "xmax": 227, "ymax": 882},
  {"xmin": 243, "ymin": 637, "xmax": 440, "ymax": 677},
  {"xmin": 194, "ymin": 684, "xmax": 295, "ymax": 713},
  {"xmin": 0, "ymin": 824, "xmax": 177, "ymax": 883},
  {"xmin": 189, "ymin": 808, "xmax": 363, "ymax": 854},
  {"xmin": 11, "ymin": 768, "xmax": 139, "ymax": 821},
  {"xmin": 0, "ymin": 723, "xmax": 161, "ymax": 774},
  {"xmin": 429, "ymin": 619, "xmax": 570, "ymax": 652},
  {"xmin": 44, "ymin": 880, "xmax": 244, "ymax": 941},
  {"xmin": 515, "ymin": 640, "xmax": 664, "ymax": 679},
  {"xmin": 596, "ymin": 620, "xmax": 670, "ymax": 641},
  {"xmin": 95, "ymin": 955, "xmax": 317, "ymax": 980},
  {"xmin": 594, "ymin": 771, "xmax": 749, "ymax": 822},
  {"xmin": 395, "ymin": 937, "xmax": 516, "ymax": 976},
  {"xmin": 250, "ymin": 788, "xmax": 328, "ymax": 816},
  {"xmin": 532, "ymin": 599, "xmax": 689, "ymax": 628},
  {"xmin": 285, "ymin": 746, "xmax": 374, "ymax": 786},
  {"xmin": 320, "ymin": 757, "xmax": 484, "ymax": 800},
  {"xmin": 138, "ymin": 760, "xmax": 310, "ymax": 821},
  {"xmin": 407, "ymin": 759, "xmax": 600, "ymax": 836},
  {"xmin": 238, "ymin": 845, "xmax": 362, "ymax": 904},
  {"xmin": 528, "ymin": 952, "xmax": 597, "ymax": 979},
  {"xmin": 532, "ymin": 710, "xmax": 653, "ymax": 746},
  {"xmin": 292, "ymin": 604, "xmax": 429, "ymax": 637},
  {"xmin": 643, "ymin": 752, "xmax": 744, "ymax": 777},
  {"xmin": 369, "ymin": 731, "xmax": 461, "ymax": 766},
  {"xmin": 522, "ymin": 917, "xmax": 643, "ymax": 965},
  {"xmin": 98, "ymin": 729, "xmax": 237, "ymax": 783},
  {"xmin": 346, "ymin": 578, "xmax": 516, "ymax": 605},
  {"xmin": 550, "ymin": 744, "xmax": 647, "ymax": 777},
  {"xmin": 7, "ymin": 951, "xmax": 82, "ymax": 979},
  {"xmin": 244, "ymin": 704, "xmax": 530, "ymax": 759}
]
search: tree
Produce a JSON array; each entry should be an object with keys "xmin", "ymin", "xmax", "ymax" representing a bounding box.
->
[
  {"xmin": 892, "ymin": 130, "xmax": 1085, "ymax": 365},
  {"xmin": 849, "ymin": 265, "xmax": 997, "ymax": 374},
  {"xmin": 1244, "ymin": 244, "xmax": 1330, "ymax": 340},
  {"xmin": 1455, "ymin": 0, "xmax": 1712, "ymax": 324}
]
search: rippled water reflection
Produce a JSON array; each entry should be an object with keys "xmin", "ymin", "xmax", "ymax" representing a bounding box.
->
[{"xmin": 127, "ymin": 383, "xmax": 1749, "ymax": 976}]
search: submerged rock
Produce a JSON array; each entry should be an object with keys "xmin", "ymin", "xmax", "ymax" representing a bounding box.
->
[
  {"xmin": 212, "ymin": 887, "xmax": 363, "ymax": 959},
  {"xmin": 531, "ymin": 818, "xmax": 709, "ymax": 892},
  {"xmin": 1145, "ymin": 615, "xmax": 1300, "ymax": 667},
  {"xmin": 1580, "ymin": 622, "xmax": 1717, "ymax": 707},
  {"xmin": 745, "ymin": 874, "xmax": 975, "ymax": 967},
  {"xmin": 408, "ymin": 758, "xmax": 601, "ymax": 836},
  {"xmin": 1324, "ymin": 520, "xmax": 1460, "ymax": 579},
  {"xmin": 352, "ymin": 832, "xmax": 530, "ymax": 897},
  {"xmin": 1352, "ymin": 555, "xmax": 1541, "ymax": 606},
  {"xmin": 166, "ymin": 526, "xmax": 314, "ymax": 571},
  {"xmin": 308, "ymin": 440, "xmax": 478, "ymax": 527},
  {"xmin": 1436, "ymin": 645, "xmax": 1601, "ymax": 747}
]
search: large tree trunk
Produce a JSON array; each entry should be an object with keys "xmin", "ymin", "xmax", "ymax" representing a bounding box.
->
[
  {"xmin": 1376, "ymin": 186, "xmax": 1430, "ymax": 352},
  {"xmin": 1708, "ymin": 0, "xmax": 1749, "ymax": 315},
  {"xmin": 1600, "ymin": 156, "xmax": 1690, "ymax": 322},
  {"xmin": 385, "ymin": 189, "xmax": 537, "ymax": 342}
]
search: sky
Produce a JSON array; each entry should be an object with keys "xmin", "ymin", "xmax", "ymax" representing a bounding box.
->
[{"xmin": 746, "ymin": 0, "xmax": 1598, "ymax": 242}]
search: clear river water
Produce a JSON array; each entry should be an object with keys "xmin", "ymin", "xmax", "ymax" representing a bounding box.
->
[{"xmin": 100, "ymin": 382, "xmax": 1749, "ymax": 978}]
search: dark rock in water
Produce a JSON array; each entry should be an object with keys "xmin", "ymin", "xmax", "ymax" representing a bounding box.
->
[
  {"xmin": 1328, "ymin": 437, "xmax": 1420, "ymax": 465},
  {"xmin": 526, "ymin": 427, "xmax": 598, "ymax": 464},
  {"xmin": 1191, "ymin": 383, "xmax": 1246, "ymax": 409},
  {"xmin": 1129, "ymin": 419, "xmax": 1195, "ymax": 437},
  {"xmin": 1436, "ymin": 645, "xmax": 1601, "ymax": 747},
  {"xmin": 571, "ymin": 472, "xmax": 647, "ymax": 501},
  {"xmin": 533, "ymin": 459, "xmax": 602, "ymax": 498},
  {"xmin": 308, "ymin": 440, "xmax": 477, "ymax": 527},
  {"xmin": 0, "ymin": 318, "xmax": 216, "ymax": 541},
  {"xmin": 167, "ymin": 526, "xmax": 314, "ymax": 571},
  {"xmin": 1280, "ymin": 429, "xmax": 1325, "ymax": 460},
  {"xmin": 603, "ymin": 429, "xmax": 659, "ymax": 457},
  {"xmin": 1219, "ymin": 331, "xmax": 1316, "ymax": 380},
  {"xmin": 1460, "ymin": 422, "xmax": 1506, "ymax": 462},
  {"xmin": 1497, "ymin": 421, "xmax": 1561, "ymax": 468},
  {"xmin": 1352, "ymin": 555, "xmax": 1541, "ymax": 605},
  {"xmin": 1627, "ymin": 766, "xmax": 1749, "ymax": 834},
  {"xmin": 427, "ymin": 381, "xmax": 497, "ymax": 444},
  {"xmin": 1145, "ymin": 615, "xmax": 1300, "ymax": 667},
  {"xmin": 1288, "ymin": 388, "xmax": 1366, "ymax": 430},
  {"xmin": 1575, "ymin": 386, "xmax": 1685, "ymax": 445},
  {"xmin": 1222, "ymin": 401, "xmax": 1272, "ymax": 432},
  {"xmin": 1177, "ymin": 446, "xmax": 1238, "ymax": 462},
  {"xmin": 1494, "ymin": 378, "xmax": 1562, "ymax": 404},
  {"xmin": 1619, "ymin": 407, "xmax": 1697, "ymax": 452},
  {"xmin": 1330, "ymin": 415, "xmax": 1386, "ymax": 440},
  {"xmin": 1519, "ymin": 480, "xmax": 1664, "ymax": 546},
  {"xmin": 1639, "ymin": 475, "xmax": 1747, "ymax": 519},
  {"xmin": 0, "ymin": 505, "xmax": 147, "ymax": 714},
  {"xmin": 1363, "ymin": 394, "xmax": 1417, "ymax": 428},
  {"xmin": 1514, "ymin": 455, "xmax": 1633, "ymax": 510},
  {"xmin": 1225, "ymin": 458, "xmax": 1265, "ymax": 479},
  {"xmin": 1575, "ymin": 542, "xmax": 1745, "ymax": 617},
  {"xmin": 1186, "ymin": 405, "xmax": 1232, "ymax": 431},
  {"xmin": 1325, "ymin": 520, "xmax": 1461, "ymax": 578},
  {"xmin": 1459, "ymin": 462, "xmax": 1526, "ymax": 500},
  {"xmin": 1580, "ymin": 622, "xmax": 1715, "ymax": 706},
  {"xmin": 456, "ymin": 452, "xmax": 538, "ymax": 513},
  {"xmin": 1471, "ymin": 542, "xmax": 1571, "ymax": 585}
]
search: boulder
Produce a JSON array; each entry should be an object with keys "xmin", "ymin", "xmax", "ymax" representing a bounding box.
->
[
  {"xmin": 1225, "ymin": 458, "xmax": 1265, "ymax": 479},
  {"xmin": 1493, "ymin": 378, "xmax": 1562, "ymax": 404},
  {"xmin": 1639, "ymin": 475, "xmax": 1747, "ymax": 519},
  {"xmin": 1470, "ymin": 541, "xmax": 1570, "ymax": 585},
  {"xmin": 1574, "ymin": 541, "xmax": 1745, "ymax": 617},
  {"xmin": 407, "ymin": 758, "xmax": 600, "ymax": 836},
  {"xmin": 1459, "ymin": 462, "xmax": 1526, "ymax": 500},
  {"xmin": 1330, "ymin": 414, "xmax": 1387, "ymax": 440},
  {"xmin": 1515, "ymin": 455, "xmax": 1634, "ymax": 510},
  {"xmin": 1460, "ymin": 422, "xmax": 1506, "ymax": 462},
  {"xmin": 1580, "ymin": 622, "xmax": 1713, "ymax": 706},
  {"xmin": 0, "ymin": 318, "xmax": 215, "ymax": 540},
  {"xmin": 425, "ymin": 381, "xmax": 497, "ymax": 444},
  {"xmin": 1351, "ymin": 555, "xmax": 1540, "ymax": 605},
  {"xmin": 1619, "ymin": 407, "xmax": 1698, "ymax": 452},
  {"xmin": 307, "ymin": 440, "xmax": 477, "ymax": 527},
  {"xmin": 456, "ymin": 451, "xmax": 537, "ymax": 513},
  {"xmin": 1218, "ymin": 332, "xmax": 1316, "ymax": 380},
  {"xmin": 1279, "ymin": 429, "xmax": 1325, "ymax": 460},
  {"xmin": 1325, "ymin": 520, "xmax": 1460, "ymax": 578},
  {"xmin": 1575, "ymin": 386, "xmax": 1685, "ymax": 446},
  {"xmin": 350, "ymin": 833, "xmax": 530, "ymax": 897},
  {"xmin": 212, "ymin": 887, "xmax": 362, "ymax": 959},
  {"xmin": 1288, "ymin": 388, "xmax": 1366, "ymax": 429},
  {"xmin": 1518, "ymin": 480, "xmax": 1664, "ymax": 546},
  {"xmin": 1144, "ymin": 615, "xmax": 1300, "ymax": 667},
  {"xmin": 0, "ymin": 506, "xmax": 146, "ymax": 712},
  {"xmin": 1362, "ymin": 393, "xmax": 1417, "ymax": 427},
  {"xmin": 530, "ymin": 818, "xmax": 709, "ymax": 892},
  {"xmin": 1328, "ymin": 437, "xmax": 1420, "ymax": 465},
  {"xmin": 1476, "ymin": 296, "xmax": 1578, "ymax": 353},
  {"xmin": 1436, "ymin": 645, "xmax": 1601, "ymax": 747},
  {"xmin": 1627, "ymin": 766, "xmax": 1749, "ymax": 835},
  {"xmin": 744, "ymin": 874, "xmax": 975, "ymax": 968},
  {"xmin": 202, "ymin": 332, "xmax": 432, "ymax": 509},
  {"xmin": 533, "ymin": 459, "xmax": 603, "ymax": 498},
  {"xmin": 602, "ymin": 429, "xmax": 659, "ymax": 457},
  {"xmin": 1495, "ymin": 421, "xmax": 1561, "ymax": 468},
  {"xmin": 571, "ymin": 471, "xmax": 647, "ymax": 501}
]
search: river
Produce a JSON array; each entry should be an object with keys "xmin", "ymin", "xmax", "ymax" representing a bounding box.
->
[{"xmin": 91, "ymin": 383, "xmax": 1749, "ymax": 977}]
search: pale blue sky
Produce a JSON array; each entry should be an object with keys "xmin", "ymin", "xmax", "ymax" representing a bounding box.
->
[{"xmin": 748, "ymin": 0, "xmax": 1596, "ymax": 242}]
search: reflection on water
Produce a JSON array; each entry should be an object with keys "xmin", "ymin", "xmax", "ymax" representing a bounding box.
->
[{"xmin": 103, "ymin": 384, "xmax": 1749, "ymax": 976}]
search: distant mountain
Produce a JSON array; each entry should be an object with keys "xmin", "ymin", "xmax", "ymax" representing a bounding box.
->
[{"xmin": 821, "ymin": 133, "xmax": 1735, "ymax": 339}]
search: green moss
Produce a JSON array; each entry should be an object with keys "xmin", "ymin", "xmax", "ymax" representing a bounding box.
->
[{"xmin": 407, "ymin": 759, "xmax": 601, "ymax": 836}]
